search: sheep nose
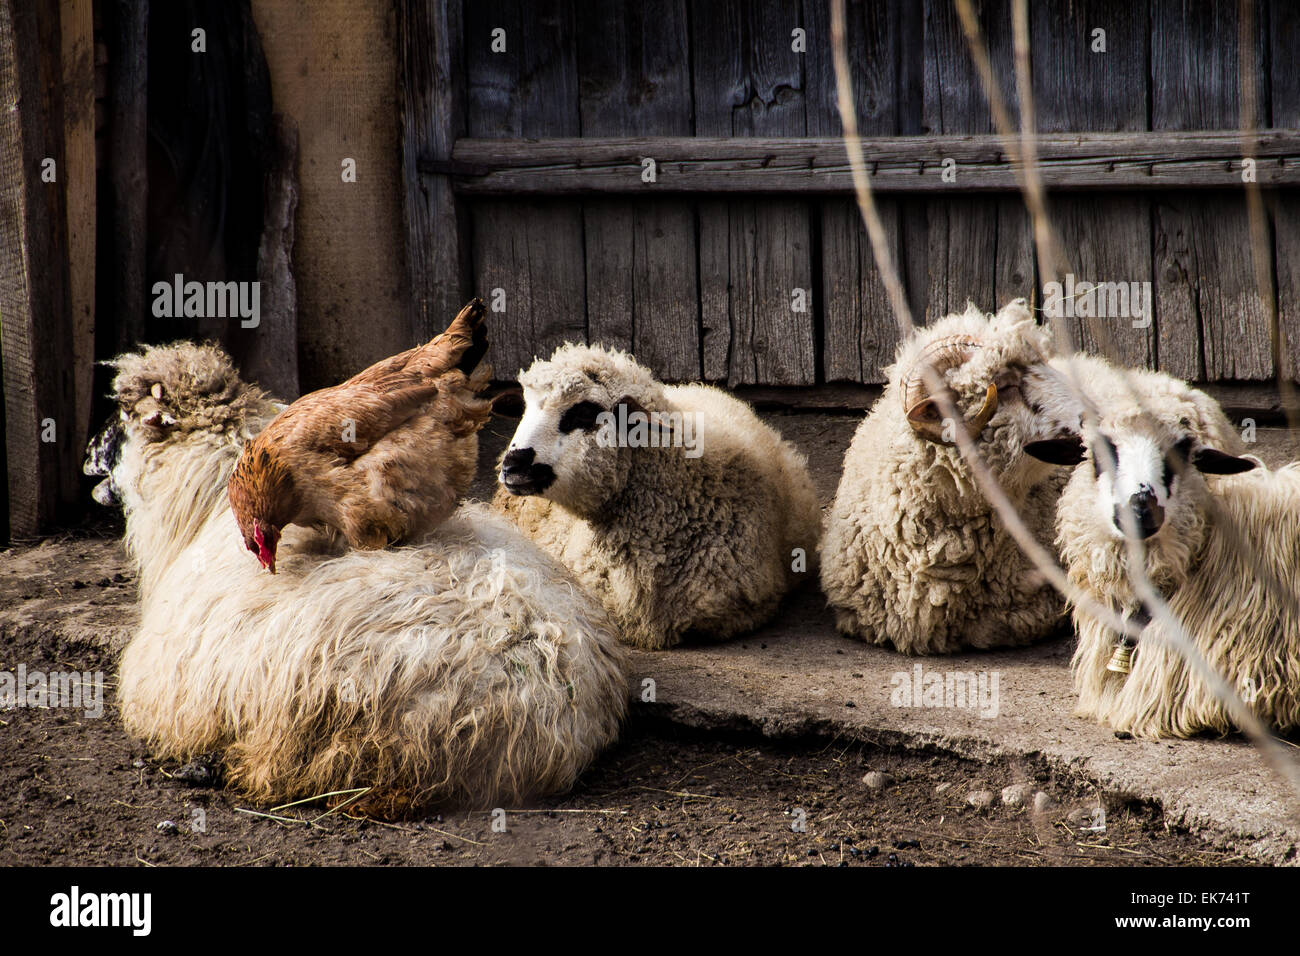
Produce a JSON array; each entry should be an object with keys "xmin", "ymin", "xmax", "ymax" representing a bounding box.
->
[
  {"xmin": 1115, "ymin": 485, "xmax": 1164, "ymax": 539},
  {"xmin": 501, "ymin": 448, "xmax": 535, "ymax": 475}
]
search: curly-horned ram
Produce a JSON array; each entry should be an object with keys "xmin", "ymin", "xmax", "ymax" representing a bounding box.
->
[
  {"xmin": 100, "ymin": 342, "xmax": 627, "ymax": 814},
  {"xmin": 492, "ymin": 343, "xmax": 822, "ymax": 651},
  {"xmin": 819, "ymin": 300, "xmax": 1071, "ymax": 654},
  {"xmin": 1022, "ymin": 354, "xmax": 1299, "ymax": 738}
]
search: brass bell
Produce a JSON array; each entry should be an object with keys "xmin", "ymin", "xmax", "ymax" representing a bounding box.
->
[{"xmin": 1106, "ymin": 640, "xmax": 1136, "ymax": 675}]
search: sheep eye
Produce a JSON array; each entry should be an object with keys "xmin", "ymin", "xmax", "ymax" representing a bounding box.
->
[
  {"xmin": 1164, "ymin": 437, "xmax": 1194, "ymax": 491},
  {"xmin": 558, "ymin": 400, "xmax": 605, "ymax": 434},
  {"xmin": 1091, "ymin": 435, "xmax": 1118, "ymax": 478}
]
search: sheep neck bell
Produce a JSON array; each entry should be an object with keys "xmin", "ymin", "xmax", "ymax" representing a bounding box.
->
[{"xmin": 1107, "ymin": 604, "xmax": 1153, "ymax": 675}]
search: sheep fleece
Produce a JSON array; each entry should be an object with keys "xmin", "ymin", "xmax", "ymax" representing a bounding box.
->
[
  {"xmin": 820, "ymin": 302, "xmax": 1068, "ymax": 654},
  {"xmin": 495, "ymin": 346, "xmax": 822, "ymax": 650},
  {"xmin": 112, "ymin": 342, "xmax": 627, "ymax": 813}
]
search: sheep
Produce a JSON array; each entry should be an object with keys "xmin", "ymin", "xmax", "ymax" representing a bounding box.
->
[
  {"xmin": 1021, "ymin": 354, "xmax": 1299, "ymax": 739},
  {"xmin": 819, "ymin": 299, "xmax": 1072, "ymax": 654},
  {"xmin": 491, "ymin": 342, "xmax": 822, "ymax": 651},
  {"xmin": 101, "ymin": 341, "xmax": 627, "ymax": 814}
]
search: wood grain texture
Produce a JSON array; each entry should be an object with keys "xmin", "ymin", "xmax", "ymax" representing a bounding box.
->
[
  {"xmin": 399, "ymin": 0, "xmax": 470, "ymax": 344},
  {"xmin": 245, "ymin": 114, "xmax": 300, "ymax": 401},
  {"xmin": 447, "ymin": 130, "xmax": 1300, "ymax": 194},
  {"xmin": 820, "ymin": 197, "xmax": 903, "ymax": 383},
  {"xmin": 1031, "ymin": 0, "xmax": 1153, "ymax": 368},
  {"xmin": 1, "ymin": 0, "xmax": 78, "ymax": 536},
  {"xmin": 807, "ymin": 0, "xmax": 907, "ymax": 383},
  {"xmin": 60, "ymin": 0, "xmax": 96, "ymax": 461},
  {"xmin": 1152, "ymin": 0, "xmax": 1273, "ymax": 381},
  {"xmin": 466, "ymin": 0, "xmax": 587, "ymax": 379},
  {"xmin": 692, "ymin": 0, "xmax": 814, "ymax": 385},
  {"xmin": 104, "ymin": 0, "xmax": 147, "ymax": 353},
  {"xmin": 577, "ymin": 0, "xmax": 699, "ymax": 381},
  {"xmin": 1269, "ymin": 0, "xmax": 1300, "ymax": 380}
]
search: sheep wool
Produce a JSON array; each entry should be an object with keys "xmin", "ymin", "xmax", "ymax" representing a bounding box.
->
[
  {"xmin": 109, "ymin": 342, "xmax": 627, "ymax": 814},
  {"xmin": 493, "ymin": 343, "xmax": 823, "ymax": 650},
  {"xmin": 1042, "ymin": 356, "xmax": 1300, "ymax": 738},
  {"xmin": 820, "ymin": 300, "xmax": 1069, "ymax": 654}
]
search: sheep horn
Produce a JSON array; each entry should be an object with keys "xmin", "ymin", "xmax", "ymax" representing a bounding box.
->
[{"xmin": 902, "ymin": 336, "xmax": 998, "ymax": 443}]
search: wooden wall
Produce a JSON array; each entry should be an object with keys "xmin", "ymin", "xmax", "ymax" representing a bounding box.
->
[{"xmin": 408, "ymin": 0, "xmax": 1300, "ymax": 386}]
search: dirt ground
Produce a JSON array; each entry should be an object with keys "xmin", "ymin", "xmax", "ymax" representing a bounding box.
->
[
  {"xmin": 1, "ymin": 413, "xmax": 1294, "ymax": 866},
  {"xmin": 0, "ymin": 613, "xmax": 1251, "ymax": 867}
]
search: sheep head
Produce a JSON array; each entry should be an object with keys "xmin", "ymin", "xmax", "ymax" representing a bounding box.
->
[
  {"xmin": 889, "ymin": 300, "xmax": 1066, "ymax": 492},
  {"xmin": 87, "ymin": 342, "xmax": 277, "ymax": 514},
  {"xmin": 1023, "ymin": 359, "xmax": 1255, "ymax": 544},
  {"xmin": 901, "ymin": 335, "xmax": 1000, "ymax": 443},
  {"xmin": 500, "ymin": 343, "xmax": 668, "ymax": 517}
]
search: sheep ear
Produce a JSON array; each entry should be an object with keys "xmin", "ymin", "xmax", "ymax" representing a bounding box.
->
[
  {"xmin": 1023, "ymin": 435, "xmax": 1086, "ymax": 466},
  {"xmin": 1191, "ymin": 447, "xmax": 1258, "ymax": 475},
  {"xmin": 614, "ymin": 394, "xmax": 676, "ymax": 442},
  {"xmin": 489, "ymin": 388, "xmax": 525, "ymax": 418}
]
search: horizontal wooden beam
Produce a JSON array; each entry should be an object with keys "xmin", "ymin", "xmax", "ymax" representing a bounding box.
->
[
  {"xmin": 731, "ymin": 382, "xmax": 1300, "ymax": 423},
  {"xmin": 436, "ymin": 131, "xmax": 1300, "ymax": 195}
]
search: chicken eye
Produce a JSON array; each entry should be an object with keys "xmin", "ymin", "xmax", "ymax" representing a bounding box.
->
[{"xmin": 558, "ymin": 400, "xmax": 605, "ymax": 434}]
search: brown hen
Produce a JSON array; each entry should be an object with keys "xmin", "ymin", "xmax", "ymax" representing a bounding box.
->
[{"xmin": 228, "ymin": 298, "xmax": 493, "ymax": 572}]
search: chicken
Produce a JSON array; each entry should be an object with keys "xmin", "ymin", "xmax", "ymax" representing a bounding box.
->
[{"xmin": 228, "ymin": 298, "xmax": 493, "ymax": 572}]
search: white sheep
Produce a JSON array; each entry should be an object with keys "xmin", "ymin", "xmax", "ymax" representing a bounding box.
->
[
  {"xmin": 1021, "ymin": 354, "xmax": 1298, "ymax": 739},
  {"xmin": 491, "ymin": 343, "xmax": 822, "ymax": 650},
  {"xmin": 101, "ymin": 342, "xmax": 627, "ymax": 814},
  {"xmin": 819, "ymin": 300, "xmax": 1071, "ymax": 654}
]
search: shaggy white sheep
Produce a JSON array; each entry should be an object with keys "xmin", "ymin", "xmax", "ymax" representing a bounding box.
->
[
  {"xmin": 1022, "ymin": 354, "xmax": 1298, "ymax": 739},
  {"xmin": 492, "ymin": 343, "xmax": 822, "ymax": 650},
  {"xmin": 101, "ymin": 342, "xmax": 627, "ymax": 815},
  {"xmin": 819, "ymin": 300, "xmax": 1071, "ymax": 654}
]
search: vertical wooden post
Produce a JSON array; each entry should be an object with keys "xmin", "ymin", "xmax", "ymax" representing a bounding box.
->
[
  {"xmin": 105, "ymin": 0, "xmax": 148, "ymax": 353},
  {"xmin": 399, "ymin": 0, "xmax": 469, "ymax": 345},
  {"xmin": 0, "ymin": 0, "xmax": 78, "ymax": 538},
  {"xmin": 61, "ymin": 0, "xmax": 97, "ymax": 460}
]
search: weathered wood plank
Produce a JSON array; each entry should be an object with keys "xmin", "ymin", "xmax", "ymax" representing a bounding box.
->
[
  {"xmin": 920, "ymin": 0, "xmax": 1018, "ymax": 323},
  {"xmin": 1, "ymin": 0, "xmax": 78, "ymax": 537},
  {"xmin": 922, "ymin": 0, "xmax": 1018, "ymax": 137},
  {"xmin": 104, "ymin": 0, "xmax": 147, "ymax": 353},
  {"xmin": 472, "ymin": 200, "xmax": 588, "ymax": 380},
  {"xmin": 1050, "ymin": 199, "xmax": 1155, "ymax": 369},
  {"xmin": 443, "ymin": 131, "xmax": 1300, "ymax": 194},
  {"xmin": 576, "ymin": 0, "xmax": 699, "ymax": 381},
  {"xmin": 733, "ymin": 381, "xmax": 1300, "ymax": 422},
  {"xmin": 819, "ymin": 197, "xmax": 903, "ymax": 382},
  {"xmin": 466, "ymin": 0, "xmax": 586, "ymax": 378},
  {"xmin": 244, "ymin": 114, "xmax": 300, "ymax": 401},
  {"xmin": 1031, "ymin": 0, "xmax": 1153, "ymax": 368},
  {"xmin": 1153, "ymin": 0, "xmax": 1273, "ymax": 381},
  {"xmin": 692, "ymin": 0, "xmax": 814, "ymax": 385},
  {"xmin": 399, "ymin": 0, "xmax": 469, "ymax": 344},
  {"xmin": 991, "ymin": 196, "xmax": 1035, "ymax": 310},
  {"xmin": 925, "ymin": 197, "xmax": 995, "ymax": 322},
  {"xmin": 807, "ymin": 0, "xmax": 905, "ymax": 382},
  {"xmin": 1269, "ymin": 0, "xmax": 1300, "ymax": 380},
  {"xmin": 60, "ymin": 0, "xmax": 96, "ymax": 461}
]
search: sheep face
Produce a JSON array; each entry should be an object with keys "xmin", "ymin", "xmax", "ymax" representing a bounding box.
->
[
  {"xmin": 500, "ymin": 376, "xmax": 635, "ymax": 516},
  {"xmin": 891, "ymin": 300, "xmax": 1062, "ymax": 497},
  {"xmin": 1027, "ymin": 421, "xmax": 1257, "ymax": 541}
]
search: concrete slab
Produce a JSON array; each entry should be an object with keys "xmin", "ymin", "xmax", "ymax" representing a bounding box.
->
[{"xmin": 3, "ymin": 415, "xmax": 1298, "ymax": 863}]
